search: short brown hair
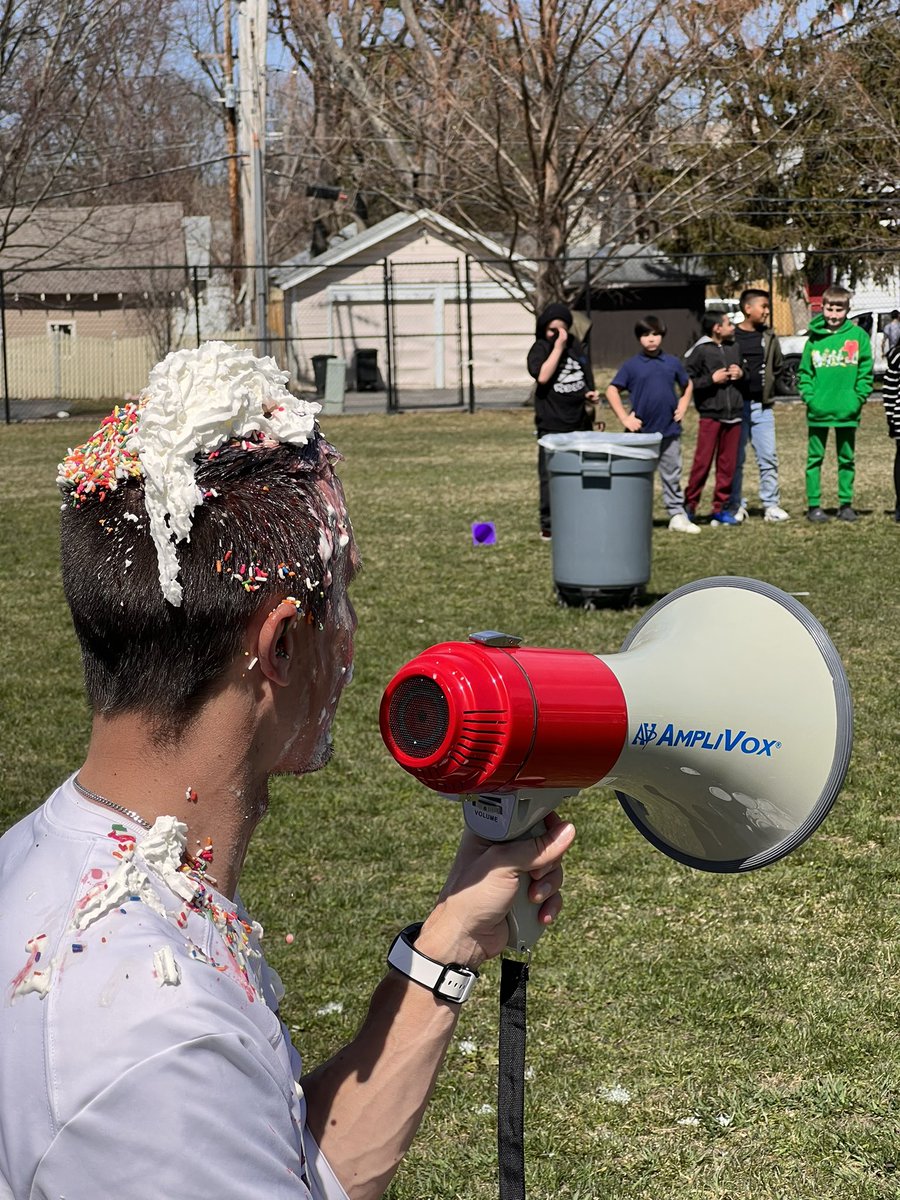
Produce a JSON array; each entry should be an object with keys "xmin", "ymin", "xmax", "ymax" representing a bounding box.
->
[
  {"xmin": 60, "ymin": 434, "xmax": 351, "ymax": 734},
  {"xmin": 822, "ymin": 285, "xmax": 851, "ymax": 308}
]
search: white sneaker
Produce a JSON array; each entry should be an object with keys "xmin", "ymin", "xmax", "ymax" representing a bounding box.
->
[
  {"xmin": 732, "ymin": 504, "xmax": 748, "ymax": 523},
  {"xmin": 668, "ymin": 512, "xmax": 701, "ymax": 534},
  {"xmin": 764, "ymin": 505, "xmax": 790, "ymax": 522}
]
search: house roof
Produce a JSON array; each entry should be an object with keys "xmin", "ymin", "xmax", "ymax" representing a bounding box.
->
[
  {"xmin": 563, "ymin": 242, "xmax": 709, "ymax": 290},
  {"xmin": 0, "ymin": 202, "xmax": 188, "ymax": 295},
  {"xmin": 277, "ymin": 208, "xmax": 525, "ymax": 291}
]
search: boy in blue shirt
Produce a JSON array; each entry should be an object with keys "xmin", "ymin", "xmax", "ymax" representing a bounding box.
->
[{"xmin": 606, "ymin": 315, "xmax": 699, "ymax": 533}]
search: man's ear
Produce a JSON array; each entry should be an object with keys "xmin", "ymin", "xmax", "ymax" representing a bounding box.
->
[{"xmin": 256, "ymin": 600, "xmax": 301, "ymax": 686}]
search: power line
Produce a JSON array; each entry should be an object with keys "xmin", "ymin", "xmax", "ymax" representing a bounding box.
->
[{"xmin": 22, "ymin": 155, "xmax": 244, "ymax": 205}]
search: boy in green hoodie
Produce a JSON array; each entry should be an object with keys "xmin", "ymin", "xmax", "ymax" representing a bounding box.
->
[{"xmin": 799, "ymin": 285, "xmax": 873, "ymax": 522}]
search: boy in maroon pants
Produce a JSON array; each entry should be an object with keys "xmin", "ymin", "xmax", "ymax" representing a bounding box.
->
[{"xmin": 684, "ymin": 311, "xmax": 745, "ymax": 526}]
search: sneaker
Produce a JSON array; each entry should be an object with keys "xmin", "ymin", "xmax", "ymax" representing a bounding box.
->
[
  {"xmin": 731, "ymin": 504, "xmax": 749, "ymax": 523},
  {"xmin": 837, "ymin": 505, "xmax": 857, "ymax": 522},
  {"xmin": 764, "ymin": 505, "xmax": 790, "ymax": 522},
  {"xmin": 668, "ymin": 512, "xmax": 701, "ymax": 534},
  {"xmin": 539, "ymin": 529, "xmax": 552, "ymax": 541},
  {"xmin": 710, "ymin": 511, "xmax": 741, "ymax": 527},
  {"xmin": 806, "ymin": 506, "xmax": 830, "ymax": 523}
]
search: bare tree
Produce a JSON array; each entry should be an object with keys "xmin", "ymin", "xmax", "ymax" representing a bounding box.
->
[
  {"xmin": 0, "ymin": 0, "xmax": 228, "ymax": 271},
  {"xmin": 271, "ymin": 0, "xmax": 832, "ymax": 308}
]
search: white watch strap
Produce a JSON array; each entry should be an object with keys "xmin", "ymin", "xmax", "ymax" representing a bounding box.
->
[{"xmin": 387, "ymin": 923, "xmax": 477, "ymax": 1003}]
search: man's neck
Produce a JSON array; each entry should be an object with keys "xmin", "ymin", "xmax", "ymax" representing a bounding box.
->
[{"xmin": 79, "ymin": 695, "xmax": 265, "ymax": 898}]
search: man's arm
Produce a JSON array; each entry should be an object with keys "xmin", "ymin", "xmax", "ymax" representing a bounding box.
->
[
  {"xmin": 674, "ymin": 378, "xmax": 693, "ymax": 422},
  {"xmin": 535, "ymin": 330, "xmax": 567, "ymax": 384},
  {"xmin": 855, "ymin": 332, "xmax": 874, "ymax": 402},
  {"xmin": 768, "ymin": 335, "xmax": 789, "ymax": 398},
  {"xmin": 685, "ymin": 348, "xmax": 715, "ymax": 392},
  {"xmin": 302, "ymin": 815, "xmax": 575, "ymax": 1200},
  {"xmin": 605, "ymin": 383, "xmax": 641, "ymax": 431},
  {"xmin": 797, "ymin": 342, "xmax": 814, "ymax": 405}
]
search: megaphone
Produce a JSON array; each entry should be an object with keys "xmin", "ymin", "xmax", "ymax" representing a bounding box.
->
[{"xmin": 380, "ymin": 577, "xmax": 852, "ymax": 951}]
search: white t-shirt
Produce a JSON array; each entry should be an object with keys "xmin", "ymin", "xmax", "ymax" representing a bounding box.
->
[{"xmin": 0, "ymin": 778, "xmax": 348, "ymax": 1200}]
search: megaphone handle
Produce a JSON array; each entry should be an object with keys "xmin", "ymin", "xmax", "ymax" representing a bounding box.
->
[{"xmin": 506, "ymin": 819, "xmax": 548, "ymax": 953}]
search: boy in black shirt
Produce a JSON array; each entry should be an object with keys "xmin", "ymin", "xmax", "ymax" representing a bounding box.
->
[
  {"xmin": 527, "ymin": 303, "xmax": 598, "ymax": 539},
  {"xmin": 728, "ymin": 288, "xmax": 790, "ymax": 523}
]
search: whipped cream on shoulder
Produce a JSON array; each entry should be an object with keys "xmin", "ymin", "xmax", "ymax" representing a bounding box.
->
[{"xmin": 128, "ymin": 341, "xmax": 321, "ymax": 605}]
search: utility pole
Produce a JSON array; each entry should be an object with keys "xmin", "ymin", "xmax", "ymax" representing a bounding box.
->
[
  {"xmin": 222, "ymin": 0, "xmax": 243, "ymax": 305},
  {"xmin": 237, "ymin": 0, "xmax": 269, "ymax": 354}
]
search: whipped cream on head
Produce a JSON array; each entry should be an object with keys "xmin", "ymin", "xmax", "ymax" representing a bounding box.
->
[{"xmin": 128, "ymin": 341, "xmax": 321, "ymax": 605}]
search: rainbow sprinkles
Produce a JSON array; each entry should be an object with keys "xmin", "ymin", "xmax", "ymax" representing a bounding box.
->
[{"xmin": 58, "ymin": 342, "xmax": 322, "ymax": 606}]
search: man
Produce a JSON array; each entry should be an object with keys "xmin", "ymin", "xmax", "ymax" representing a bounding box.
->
[
  {"xmin": 728, "ymin": 288, "xmax": 791, "ymax": 523},
  {"xmin": 0, "ymin": 343, "xmax": 574, "ymax": 1198},
  {"xmin": 882, "ymin": 310, "xmax": 900, "ymax": 357}
]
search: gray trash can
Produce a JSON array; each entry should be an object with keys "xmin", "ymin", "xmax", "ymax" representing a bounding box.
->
[
  {"xmin": 323, "ymin": 358, "xmax": 347, "ymax": 414},
  {"xmin": 538, "ymin": 431, "xmax": 662, "ymax": 606}
]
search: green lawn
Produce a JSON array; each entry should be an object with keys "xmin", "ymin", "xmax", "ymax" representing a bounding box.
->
[{"xmin": 2, "ymin": 402, "xmax": 899, "ymax": 1199}]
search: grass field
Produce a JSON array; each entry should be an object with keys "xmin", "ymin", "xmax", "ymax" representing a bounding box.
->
[{"xmin": 1, "ymin": 401, "xmax": 899, "ymax": 1199}]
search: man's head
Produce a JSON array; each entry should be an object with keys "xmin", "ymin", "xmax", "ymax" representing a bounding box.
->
[
  {"xmin": 703, "ymin": 311, "xmax": 734, "ymax": 343},
  {"xmin": 739, "ymin": 288, "xmax": 771, "ymax": 329},
  {"xmin": 634, "ymin": 315, "xmax": 666, "ymax": 356},
  {"xmin": 537, "ymin": 303, "xmax": 573, "ymax": 342},
  {"xmin": 58, "ymin": 344, "xmax": 356, "ymax": 745},
  {"xmin": 821, "ymin": 286, "xmax": 852, "ymax": 330}
]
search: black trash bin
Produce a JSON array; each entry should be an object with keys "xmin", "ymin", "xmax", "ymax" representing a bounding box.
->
[
  {"xmin": 352, "ymin": 348, "xmax": 380, "ymax": 391},
  {"xmin": 312, "ymin": 354, "xmax": 336, "ymax": 396}
]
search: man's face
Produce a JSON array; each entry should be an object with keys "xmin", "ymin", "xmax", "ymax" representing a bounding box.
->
[
  {"xmin": 823, "ymin": 301, "xmax": 849, "ymax": 330},
  {"xmin": 639, "ymin": 331, "xmax": 663, "ymax": 355},
  {"xmin": 743, "ymin": 297, "xmax": 770, "ymax": 328},
  {"xmin": 274, "ymin": 541, "xmax": 358, "ymax": 777},
  {"xmin": 716, "ymin": 316, "xmax": 735, "ymax": 341}
]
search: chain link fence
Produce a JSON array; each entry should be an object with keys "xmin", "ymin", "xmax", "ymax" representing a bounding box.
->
[{"xmin": 3, "ymin": 250, "xmax": 899, "ymax": 422}]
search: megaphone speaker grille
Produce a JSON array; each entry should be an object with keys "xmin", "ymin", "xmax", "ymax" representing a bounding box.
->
[{"xmin": 387, "ymin": 676, "xmax": 450, "ymax": 759}]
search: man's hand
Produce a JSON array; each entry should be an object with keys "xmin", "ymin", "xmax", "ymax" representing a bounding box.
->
[
  {"xmin": 623, "ymin": 413, "xmax": 643, "ymax": 432},
  {"xmin": 547, "ymin": 321, "xmax": 569, "ymax": 346},
  {"xmin": 711, "ymin": 367, "xmax": 730, "ymax": 384},
  {"xmin": 585, "ymin": 390, "xmax": 599, "ymax": 402},
  {"xmin": 415, "ymin": 812, "xmax": 576, "ymax": 969},
  {"xmin": 727, "ymin": 363, "xmax": 743, "ymax": 380}
]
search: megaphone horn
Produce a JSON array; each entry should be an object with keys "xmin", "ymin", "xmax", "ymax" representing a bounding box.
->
[{"xmin": 380, "ymin": 577, "xmax": 852, "ymax": 944}]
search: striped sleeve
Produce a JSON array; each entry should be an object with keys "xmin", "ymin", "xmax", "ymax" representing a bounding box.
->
[{"xmin": 884, "ymin": 347, "xmax": 900, "ymax": 438}]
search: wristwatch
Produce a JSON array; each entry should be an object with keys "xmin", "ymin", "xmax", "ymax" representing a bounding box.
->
[{"xmin": 387, "ymin": 922, "xmax": 478, "ymax": 1004}]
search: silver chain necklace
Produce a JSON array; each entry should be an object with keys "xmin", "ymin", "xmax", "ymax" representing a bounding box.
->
[{"xmin": 73, "ymin": 775, "xmax": 153, "ymax": 831}]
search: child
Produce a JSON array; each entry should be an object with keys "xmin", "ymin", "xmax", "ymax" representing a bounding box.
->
[
  {"xmin": 606, "ymin": 315, "xmax": 698, "ymax": 533},
  {"xmin": 882, "ymin": 341, "xmax": 900, "ymax": 521},
  {"xmin": 527, "ymin": 303, "xmax": 598, "ymax": 540},
  {"xmin": 683, "ymin": 311, "xmax": 745, "ymax": 526},
  {"xmin": 798, "ymin": 285, "xmax": 874, "ymax": 523},
  {"xmin": 728, "ymin": 287, "xmax": 791, "ymax": 523}
]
